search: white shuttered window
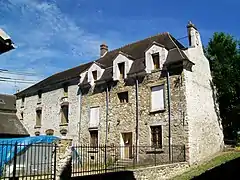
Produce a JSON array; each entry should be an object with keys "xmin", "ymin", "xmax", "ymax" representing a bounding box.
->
[
  {"xmin": 151, "ymin": 85, "xmax": 165, "ymax": 111},
  {"xmin": 89, "ymin": 107, "xmax": 100, "ymax": 128}
]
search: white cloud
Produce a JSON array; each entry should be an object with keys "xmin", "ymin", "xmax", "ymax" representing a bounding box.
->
[{"xmin": 0, "ymin": 0, "xmax": 105, "ymax": 94}]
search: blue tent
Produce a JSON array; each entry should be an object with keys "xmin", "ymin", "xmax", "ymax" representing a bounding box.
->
[{"xmin": 0, "ymin": 135, "xmax": 59, "ymax": 175}]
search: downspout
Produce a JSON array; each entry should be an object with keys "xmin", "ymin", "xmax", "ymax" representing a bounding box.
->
[
  {"xmin": 166, "ymin": 70, "xmax": 172, "ymax": 162},
  {"xmin": 135, "ymin": 76, "xmax": 139, "ymax": 162},
  {"xmin": 78, "ymin": 88, "xmax": 82, "ymax": 144},
  {"xmin": 105, "ymin": 84, "xmax": 109, "ymax": 145}
]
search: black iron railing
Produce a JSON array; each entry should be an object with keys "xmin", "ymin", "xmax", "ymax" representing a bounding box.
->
[
  {"xmin": 0, "ymin": 142, "xmax": 57, "ymax": 180},
  {"xmin": 71, "ymin": 145, "xmax": 186, "ymax": 177},
  {"xmin": 0, "ymin": 142, "xmax": 185, "ymax": 179}
]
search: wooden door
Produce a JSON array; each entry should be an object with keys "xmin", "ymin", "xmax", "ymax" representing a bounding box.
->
[{"xmin": 122, "ymin": 133, "xmax": 132, "ymax": 159}]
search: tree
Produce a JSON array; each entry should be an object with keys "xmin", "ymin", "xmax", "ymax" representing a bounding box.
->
[{"xmin": 205, "ymin": 32, "xmax": 240, "ymax": 140}]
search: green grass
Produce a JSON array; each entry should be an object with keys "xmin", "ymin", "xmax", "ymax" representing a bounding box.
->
[{"xmin": 173, "ymin": 150, "xmax": 240, "ymax": 180}]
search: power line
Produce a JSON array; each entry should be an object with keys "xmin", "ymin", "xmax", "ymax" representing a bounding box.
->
[
  {"xmin": 0, "ymin": 79, "xmax": 35, "ymax": 84},
  {"xmin": 0, "ymin": 76, "xmax": 37, "ymax": 82},
  {"xmin": 0, "ymin": 68, "xmax": 43, "ymax": 77}
]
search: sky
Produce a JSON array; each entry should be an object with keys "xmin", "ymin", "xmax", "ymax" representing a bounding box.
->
[{"xmin": 0, "ymin": 0, "xmax": 239, "ymax": 94}]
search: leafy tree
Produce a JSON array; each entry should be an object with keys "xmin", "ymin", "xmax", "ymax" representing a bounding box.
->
[{"xmin": 205, "ymin": 32, "xmax": 240, "ymax": 140}]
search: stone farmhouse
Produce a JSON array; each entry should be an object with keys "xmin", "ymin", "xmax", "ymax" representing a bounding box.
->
[{"xmin": 15, "ymin": 22, "xmax": 224, "ymax": 165}]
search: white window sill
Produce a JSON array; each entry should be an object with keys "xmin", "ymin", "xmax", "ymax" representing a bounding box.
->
[{"xmin": 149, "ymin": 109, "xmax": 166, "ymax": 114}]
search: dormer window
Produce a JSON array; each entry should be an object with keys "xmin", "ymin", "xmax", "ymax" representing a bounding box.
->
[
  {"xmin": 118, "ymin": 62, "xmax": 125, "ymax": 79},
  {"xmin": 113, "ymin": 53, "xmax": 133, "ymax": 81},
  {"xmin": 152, "ymin": 53, "xmax": 160, "ymax": 70},
  {"xmin": 92, "ymin": 70, "xmax": 98, "ymax": 81}
]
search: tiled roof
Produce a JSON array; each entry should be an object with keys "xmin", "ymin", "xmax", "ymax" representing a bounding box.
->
[{"xmin": 16, "ymin": 32, "xmax": 188, "ymax": 97}]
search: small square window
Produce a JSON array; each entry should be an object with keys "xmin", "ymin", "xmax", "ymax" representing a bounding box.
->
[
  {"xmin": 118, "ymin": 91, "xmax": 129, "ymax": 103},
  {"xmin": 90, "ymin": 130, "xmax": 98, "ymax": 147},
  {"xmin": 152, "ymin": 53, "xmax": 160, "ymax": 70},
  {"xmin": 151, "ymin": 125, "xmax": 162, "ymax": 149},
  {"xmin": 118, "ymin": 62, "xmax": 125, "ymax": 79},
  {"xmin": 92, "ymin": 70, "xmax": 98, "ymax": 81}
]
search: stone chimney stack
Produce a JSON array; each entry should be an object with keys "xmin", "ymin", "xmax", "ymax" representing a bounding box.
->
[
  {"xmin": 187, "ymin": 21, "xmax": 202, "ymax": 48},
  {"xmin": 100, "ymin": 43, "xmax": 108, "ymax": 57}
]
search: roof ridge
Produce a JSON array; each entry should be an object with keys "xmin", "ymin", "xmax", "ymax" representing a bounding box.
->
[{"xmin": 97, "ymin": 32, "xmax": 170, "ymax": 59}]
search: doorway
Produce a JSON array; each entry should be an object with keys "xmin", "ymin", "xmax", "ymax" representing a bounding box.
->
[{"xmin": 121, "ymin": 132, "xmax": 132, "ymax": 159}]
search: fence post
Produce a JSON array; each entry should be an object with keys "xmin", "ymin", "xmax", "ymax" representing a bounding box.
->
[
  {"xmin": 154, "ymin": 146, "xmax": 156, "ymax": 166},
  {"xmin": 104, "ymin": 144, "xmax": 107, "ymax": 173},
  {"xmin": 53, "ymin": 143, "xmax": 57, "ymax": 180},
  {"xmin": 12, "ymin": 142, "xmax": 17, "ymax": 179}
]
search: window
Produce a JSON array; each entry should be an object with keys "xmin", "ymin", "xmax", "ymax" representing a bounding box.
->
[
  {"xmin": 36, "ymin": 110, "xmax": 42, "ymax": 127},
  {"xmin": 152, "ymin": 53, "xmax": 160, "ymax": 70},
  {"xmin": 90, "ymin": 130, "xmax": 98, "ymax": 147},
  {"xmin": 89, "ymin": 107, "xmax": 100, "ymax": 128},
  {"xmin": 151, "ymin": 126, "xmax": 162, "ymax": 149},
  {"xmin": 38, "ymin": 91, "xmax": 42, "ymax": 103},
  {"xmin": 21, "ymin": 97, "xmax": 25, "ymax": 107},
  {"xmin": 46, "ymin": 129, "xmax": 54, "ymax": 135},
  {"xmin": 118, "ymin": 62, "xmax": 125, "ymax": 79},
  {"xmin": 118, "ymin": 91, "xmax": 129, "ymax": 103},
  {"xmin": 20, "ymin": 112, "xmax": 23, "ymax": 120},
  {"xmin": 92, "ymin": 70, "xmax": 98, "ymax": 81},
  {"xmin": 151, "ymin": 85, "xmax": 165, "ymax": 112},
  {"xmin": 61, "ymin": 105, "xmax": 69, "ymax": 124},
  {"xmin": 63, "ymin": 85, "xmax": 68, "ymax": 97}
]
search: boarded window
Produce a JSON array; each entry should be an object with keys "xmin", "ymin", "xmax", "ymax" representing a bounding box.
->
[
  {"xmin": 36, "ymin": 110, "xmax": 42, "ymax": 126},
  {"xmin": 152, "ymin": 53, "xmax": 160, "ymax": 70},
  {"xmin": 90, "ymin": 130, "xmax": 98, "ymax": 147},
  {"xmin": 118, "ymin": 62, "xmax": 125, "ymax": 79},
  {"xmin": 118, "ymin": 91, "xmax": 129, "ymax": 103},
  {"xmin": 63, "ymin": 85, "xmax": 68, "ymax": 97},
  {"xmin": 61, "ymin": 105, "xmax": 69, "ymax": 124},
  {"xmin": 89, "ymin": 107, "xmax": 100, "ymax": 128},
  {"xmin": 151, "ymin": 126, "xmax": 162, "ymax": 148},
  {"xmin": 151, "ymin": 85, "xmax": 165, "ymax": 111},
  {"xmin": 92, "ymin": 70, "xmax": 98, "ymax": 81}
]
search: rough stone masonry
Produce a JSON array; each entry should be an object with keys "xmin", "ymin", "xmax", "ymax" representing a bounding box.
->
[{"xmin": 16, "ymin": 21, "xmax": 224, "ymax": 165}]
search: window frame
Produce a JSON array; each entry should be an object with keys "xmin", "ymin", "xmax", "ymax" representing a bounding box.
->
[
  {"xmin": 89, "ymin": 130, "xmax": 98, "ymax": 147},
  {"xmin": 61, "ymin": 105, "xmax": 69, "ymax": 124},
  {"xmin": 92, "ymin": 70, "xmax": 98, "ymax": 81},
  {"xmin": 152, "ymin": 53, "xmax": 160, "ymax": 70},
  {"xmin": 117, "ymin": 91, "xmax": 129, "ymax": 103},
  {"xmin": 118, "ymin": 62, "xmax": 125, "ymax": 79},
  {"xmin": 150, "ymin": 84, "xmax": 166, "ymax": 113},
  {"xmin": 36, "ymin": 109, "xmax": 42, "ymax": 127},
  {"xmin": 150, "ymin": 125, "xmax": 163, "ymax": 149},
  {"xmin": 63, "ymin": 84, "xmax": 68, "ymax": 97},
  {"xmin": 89, "ymin": 106, "xmax": 100, "ymax": 128}
]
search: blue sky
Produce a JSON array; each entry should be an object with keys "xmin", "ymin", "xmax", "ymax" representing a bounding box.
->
[{"xmin": 0, "ymin": 0, "xmax": 239, "ymax": 94}]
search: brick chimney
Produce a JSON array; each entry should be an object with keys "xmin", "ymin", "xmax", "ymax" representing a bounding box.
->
[{"xmin": 100, "ymin": 43, "xmax": 108, "ymax": 57}]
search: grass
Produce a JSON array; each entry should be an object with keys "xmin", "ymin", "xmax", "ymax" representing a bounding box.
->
[{"xmin": 172, "ymin": 150, "xmax": 240, "ymax": 180}]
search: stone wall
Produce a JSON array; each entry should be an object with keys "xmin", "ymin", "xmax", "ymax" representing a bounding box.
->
[
  {"xmin": 133, "ymin": 162, "xmax": 189, "ymax": 180},
  {"xmin": 79, "ymin": 70, "xmax": 187, "ymax": 148},
  {"xmin": 183, "ymin": 47, "xmax": 224, "ymax": 164},
  {"xmin": 16, "ymin": 85, "xmax": 80, "ymax": 142}
]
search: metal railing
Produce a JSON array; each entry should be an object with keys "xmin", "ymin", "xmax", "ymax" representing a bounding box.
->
[
  {"xmin": 0, "ymin": 142, "xmax": 185, "ymax": 179},
  {"xmin": 0, "ymin": 142, "xmax": 57, "ymax": 180},
  {"xmin": 71, "ymin": 145, "xmax": 186, "ymax": 177}
]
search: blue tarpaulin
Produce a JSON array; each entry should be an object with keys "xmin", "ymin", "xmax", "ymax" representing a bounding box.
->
[{"xmin": 0, "ymin": 135, "xmax": 59, "ymax": 175}]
